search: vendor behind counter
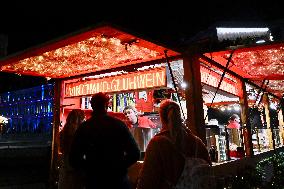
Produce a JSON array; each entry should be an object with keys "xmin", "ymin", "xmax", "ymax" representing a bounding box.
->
[{"xmin": 123, "ymin": 106, "xmax": 158, "ymax": 152}]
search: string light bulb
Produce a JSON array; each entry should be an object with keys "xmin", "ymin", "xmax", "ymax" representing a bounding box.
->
[{"xmin": 1, "ymin": 35, "xmax": 161, "ymax": 78}]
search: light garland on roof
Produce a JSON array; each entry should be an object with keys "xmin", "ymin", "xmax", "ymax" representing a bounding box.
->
[
  {"xmin": 225, "ymin": 46, "xmax": 284, "ymax": 77},
  {"xmin": 1, "ymin": 35, "xmax": 161, "ymax": 78},
  {"xmin": 215, "ymin": 104, "xmax": 241, "ymax": 111},
  {"xmin": 267, "ymin": 80, "xmax": 284, "ymax": 97},
  {"xmin": 249, "ymin": 80, "xmax": 284, "ymax": 98},
  {"xmin": 267, "ymin": 80, "xmax": 284, "ymax": 91}
]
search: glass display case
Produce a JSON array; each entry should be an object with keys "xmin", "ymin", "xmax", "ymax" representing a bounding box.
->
[
  {"xmin": 272, "ymin": 128, "xmax": 281, "ymax": 147},
  {"xmin": 205, "ymin": 123, "xmax": 227, "ymax": 162}
]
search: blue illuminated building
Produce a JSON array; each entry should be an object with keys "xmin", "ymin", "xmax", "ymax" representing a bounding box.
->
[{"xmin": 0, "ymin": 83, "xmax": 54, "ymax": 134}]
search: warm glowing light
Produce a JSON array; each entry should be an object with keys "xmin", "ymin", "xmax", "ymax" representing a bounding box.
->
[
  {"xmin": 1, "ymin": 35, "xmax": 161, "ymax": 78},
  {"xmin": 252, "ymin": 80, "xmax": 284, "ymax": 98},
  {"xmin": 216, "ymin": 27, "xmax": 271, "ymax": 41},
  {"xmin": 65, "ymin": 67, "xmax": 167, "ymax": 97},
  {"xmin": 267, "ymin": 80, "xmax": 284, "ymax": 91},
  {"xmin": 0, "ymin": 115, "xmax": 8, "ymax": 124},
  {"xmin": 256, "ymin": 40, "xmax": 266, "ymax": 44},
  {"xmin": 270, "ymin": 103, "xmax": 277, "ymax": 110},
  {"xmin": 225, "ymin": 46, "xmax": 284, "ymax": 78},
  {"xmin": 234, "ymin": 105, "xmax": 240, "ymax": 111},
  {"xmin": 181, "ymin": 82, "xmax": 187, "ymax": 89},
  {"xmin": 200, "ymin": 66, "xmax": 241, "ymax": 96},
  {"xmin": 204, "ymin": 44, "xmax": 284, "ymax": 97},
  {"xmin": 217, "ymin": 27, "xmax": 269, "ymax": 33}
]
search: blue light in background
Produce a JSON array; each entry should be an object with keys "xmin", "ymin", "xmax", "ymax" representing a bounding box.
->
[
  {"xmin": 41, "ymin": 85, "xmax": 44, "ymax": 100},
  {"xmin": 0, "ymin": 83, "xmax": 54, "ymax": 134}
]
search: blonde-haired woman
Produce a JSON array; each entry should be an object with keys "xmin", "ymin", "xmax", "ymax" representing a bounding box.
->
[
  {"xmin": 59, "ymin": 109, "xmax": 86, "ymax": 189},
  {"xmin": 136, "ymin": 99, "xmax": 210, "ymax": 189}
]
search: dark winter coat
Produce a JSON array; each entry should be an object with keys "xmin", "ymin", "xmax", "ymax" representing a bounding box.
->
[{"xmin": 69, "ymin": 113, "xmax": 140, "ymax": 189}]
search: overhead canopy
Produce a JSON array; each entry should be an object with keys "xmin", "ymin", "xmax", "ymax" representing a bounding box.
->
[
  {"xmin": 0, "ymin": 24, "xmax": 180, "ymax": 79},
  {"xmin": 203, "ymin": 42, "xmax": 284, "ymax": 98}
]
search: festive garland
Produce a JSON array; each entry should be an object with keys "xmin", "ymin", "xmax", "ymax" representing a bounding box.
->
[{"xmin": 255, "ymin": 151, "xmax": 284, "ymax": 189}]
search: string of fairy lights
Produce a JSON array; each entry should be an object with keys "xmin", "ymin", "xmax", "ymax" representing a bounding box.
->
[
  {"xmin": 0, "ymin": 35, "xmax": 161, "ymax": 78},
  {"xmin": 224, "ymin": 47, "xmax": 284, "ymax": 77},
  {"xmin": 217, "ymin": 104, "xmax": 241, "ymax": 112}
]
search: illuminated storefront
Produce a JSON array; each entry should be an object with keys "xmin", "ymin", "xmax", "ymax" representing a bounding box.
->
[
  {"xmin": 202, "ymin": 41, "xmax": 284, "ymax": 159},
  {"xmin": 1, "ymin": 23, "xmax": 284, "ymax": 186},
  {"xmin": 60, "ymin": 63, "xmax": 188, "ymax": 154},
  {"xmin": 0, "ymin": 24, "xmax": 183, "ymax": 186},
  {"xmin": 61, "ymin": 66, "xmax": 167, "ymax": 121},
  {"xmin": 199, "ymin": 60, "xmax": 243, "ymax": 162}
]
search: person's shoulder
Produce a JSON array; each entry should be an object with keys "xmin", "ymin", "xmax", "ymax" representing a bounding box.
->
[
  {"xmin": 149, "ymin": 131, "xmax": 170, "ymax": 144},
  {"xmin": 146, "ymin": 132, "xmax": 175, "ymax": 154},
  {"xmin": 106, "ymin": 114, "xmax": 123, "ymax": 121},
  {"xmin": 183, "ymin": 128, "xmax": 203, "ymax": 144},
  {"xmin": 187, "ymin": 131, "xmax": 208, "ymax": 151},
  {"xmin": 187, "ymin": 131, "xmax": 203, "ymax": 144},
  {"xmin": 74, "ymin": 120, "xmax": 89, "ymax": 133},
  {"xmin": 146, "ymin": 136, "xmax": 163, "ymax": 150}
]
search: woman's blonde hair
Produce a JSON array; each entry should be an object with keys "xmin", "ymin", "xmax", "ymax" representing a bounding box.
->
[
  {"xmin": 159, "ymin": 99, "xmax": 184, "ymax": 144},
  {"xmin": 60, "ymin": 109, "xmax": 85, "ymax": 154}
]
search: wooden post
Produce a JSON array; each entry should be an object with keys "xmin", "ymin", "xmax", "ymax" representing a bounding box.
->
[
  {"xmin": 239, "ymin": 81, "xmax": 254, "ymax": 157},
  {"xmin": 263, "ymin": 92, "xmax": 275, "ymax": 150},
  {"xmin": 278, "ymin": 108, "xmax": 284, "ymax": 145},
  {"xmin": 49, "ymin": 79, "xmax": 62, "ymax": 189},
  {"xmin": 183, "ymin": 54, "xmax": 206, "ymax": 144}
]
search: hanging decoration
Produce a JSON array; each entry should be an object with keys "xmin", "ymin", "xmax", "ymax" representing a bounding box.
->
[
  {"xmin": 251, "ymin": 79, "xmax": 284, "ymax": 98},
  {"xmin": 1, "ymin": 35, "xmax": 161, "ymax": 78},
  {"xmin": 205, "ymin": 43, "xmax": 284, "ymax": 98},
  {"xmin": 224, "ymin": 46, "xmax": 284, "ymax": 78}
]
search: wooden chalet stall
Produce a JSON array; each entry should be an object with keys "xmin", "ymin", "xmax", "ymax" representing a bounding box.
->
[
  {"xmin": 3, "ymin": 22, "xmax": 283, "ymax": 187},
  {"xmin": 1, "ymin": 23, "xmax": 206, "ymax": 187},
  {"xmin": 200, "ymin": 41, "xmax": 284, "ymax": 158}
]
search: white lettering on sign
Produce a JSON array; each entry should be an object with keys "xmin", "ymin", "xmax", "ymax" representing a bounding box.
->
[{"xmin": 200, "ymin": 66, "xmax": 240, "ymax": 96}]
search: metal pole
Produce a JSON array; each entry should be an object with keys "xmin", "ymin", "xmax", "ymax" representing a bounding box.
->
[
  {"xmin": 164, "ymin": 50, "xmax": 186, "ymax": 121},
  {"xmin": 204, "ymin": 50, "xmax": 235, "ymax": 121}
]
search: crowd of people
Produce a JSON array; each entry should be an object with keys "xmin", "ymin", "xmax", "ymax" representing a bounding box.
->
[{"xmin": 59, "ymin": 92, "xmax": 211, "ymax": 189}]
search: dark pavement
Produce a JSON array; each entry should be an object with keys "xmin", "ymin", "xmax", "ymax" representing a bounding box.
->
[{"xmin": 0, "ymin": 140, "xmax": 51, "ymax": 189}]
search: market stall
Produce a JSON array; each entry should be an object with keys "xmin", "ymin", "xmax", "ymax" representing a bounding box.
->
[
  {"xmin": 2, "ymin": 22, "xmax": 284, "ymax": 187},
  {"xmin": 0, "ymin": 24, "xmax": 181, "ymax": 187},
  {"xmin": 201, "ymin": 41, "xmax": 284, "ymax": 157},
  {"xmin": 165, "ymin": 58, "xmax": 246, "ymax": 162},
  {"xmin": 61, "ymin": 64, "xmax": 176, "ymax": 151}
]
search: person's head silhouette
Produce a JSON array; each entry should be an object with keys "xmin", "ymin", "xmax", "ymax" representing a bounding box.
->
[{"xmin": 90, "ymin": 92, "xmax": 110, "ymax": 114}]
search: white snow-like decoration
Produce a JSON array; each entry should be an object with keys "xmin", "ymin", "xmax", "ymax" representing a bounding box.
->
[{"xmin": 216, "ymin": 27, "xmax": 271, "ymax": 41}]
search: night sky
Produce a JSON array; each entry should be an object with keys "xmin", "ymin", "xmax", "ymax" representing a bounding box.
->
[{"xmin": 0, "ymin": 1, "xmax": 283, "ymax": 93}]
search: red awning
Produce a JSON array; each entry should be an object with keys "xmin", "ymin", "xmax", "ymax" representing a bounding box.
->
[
  {"xmin": 204, "ymin": 42, "xmax": 284, "ymax": 98},
  {"xmin": 0, "ymin": 24, "xmax": 180, "ymax": 79}
]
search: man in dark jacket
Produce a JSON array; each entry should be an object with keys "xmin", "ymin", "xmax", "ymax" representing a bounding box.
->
[{"xmin": 69, "ymin": 92, "xmax": 140, "ymax": 189}]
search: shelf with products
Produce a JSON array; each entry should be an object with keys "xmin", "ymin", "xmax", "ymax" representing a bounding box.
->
[
  {"xmin": 217, "ymin": 135, "xmax": 227, "ymax": 162},
  {"xmin": 205, "ymin": 124, "xmax": 227, "ymax": 162}
]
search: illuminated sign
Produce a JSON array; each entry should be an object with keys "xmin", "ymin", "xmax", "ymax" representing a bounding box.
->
[
  {"xmin": 200, "ymin": 66, "xmax": 241, "ymax": 96},
  {"xmin": 65, "ymin": 67, "xmax": 166, "ymax": 97}
]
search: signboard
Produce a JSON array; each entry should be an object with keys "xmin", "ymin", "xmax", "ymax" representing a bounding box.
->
[
  {"xmin": 200, "ymin": 66, "xmax": 241, "ymax": 96},
  {"xmin": 65, "ymin": 67, "xmax": 167, "ymax": 98}
]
